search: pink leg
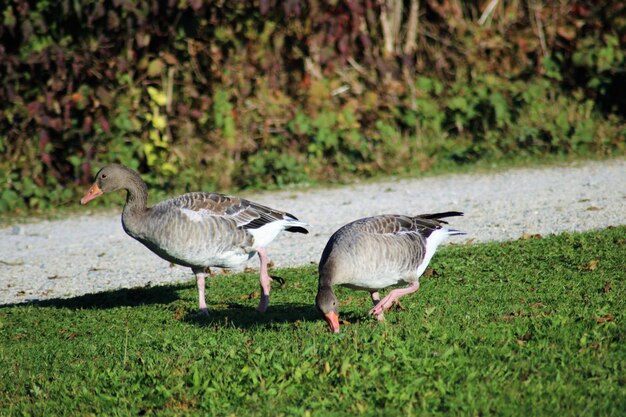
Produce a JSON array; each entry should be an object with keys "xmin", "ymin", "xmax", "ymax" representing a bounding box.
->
[
  {"xmin": 369, "ymin": 281, "xmax": 420, "ymax": 319},
  {"xmin": 193, "ymin": 268, "xmax": 210, "ymax": 315},
  {"xmin": 256, "ymin": 247, "xmax": 271, "ymax": 313},
  {"xmin": 370, "ymin": 292, "xmax": 385, "ymax": 321}
]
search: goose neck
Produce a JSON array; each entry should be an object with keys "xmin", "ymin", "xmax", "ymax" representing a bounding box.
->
[{"xmin": 122, "ymin": 173, "xmax": 149, "ymax": 215}]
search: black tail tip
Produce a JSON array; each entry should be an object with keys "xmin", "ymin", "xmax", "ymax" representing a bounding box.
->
[
  {"xmin": 286, "ymin": 226, "xmax": 309, "ymax": 234},
  {"xmin": 435, "ymin": 211, "xmax": 464, "ymax": 218},
  {"xmin": 419, "ymin": 211, "xmax": 464, "ymax": 220}
]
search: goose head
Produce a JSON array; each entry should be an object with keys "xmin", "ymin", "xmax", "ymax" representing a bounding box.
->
[
  {"xmin": 315, "ymin": 286, "xmax": 340, "ymax": 333},
  {"xmin": 80, "ymin": 164, "xmax": 136, "ymax": 205}
]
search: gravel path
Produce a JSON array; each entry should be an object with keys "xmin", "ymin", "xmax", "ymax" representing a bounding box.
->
[{"xmin": 1, "ymin": 159, "xmax": 624, "ymax": 305}]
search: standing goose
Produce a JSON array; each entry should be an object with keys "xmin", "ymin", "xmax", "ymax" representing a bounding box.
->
[
  {"xmin": 316, "ymin": 212, "xmax": 464, "ymax": 333},
  {"xmin": 80, "ymin": 164, "xmax": 309, "ymax": 314}
]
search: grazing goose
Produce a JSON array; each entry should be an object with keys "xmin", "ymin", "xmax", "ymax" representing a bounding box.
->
[
  {"xmin": 315, "ymin": 212, "xmax": 464, "ymax": 333},
  {"xmin": 80, "ymin": 164, "xmax": 309, "ymax": 314}
]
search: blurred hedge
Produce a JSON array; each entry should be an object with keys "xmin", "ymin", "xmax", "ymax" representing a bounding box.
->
[{"xmin": 1, "ymin": 0, "xmax": 625, "ymax": 212}]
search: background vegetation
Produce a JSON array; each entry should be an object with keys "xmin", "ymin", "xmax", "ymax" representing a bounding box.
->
[
  {"xmin": 1, "ymin": 0, "xmax": 625, "ymax": 212},
  {"xmin": 2, "ymin": 227, "xmax": 625, "ymax": 415}
]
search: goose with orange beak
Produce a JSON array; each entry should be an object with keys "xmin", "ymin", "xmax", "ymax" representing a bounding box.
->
[
  {"xmin": 80, "ymin": 164, "xmax": 309, "ymax": 315},
  {"xmin": 316, "ymin": 212, "xmax": 464, "ymax": 333}
]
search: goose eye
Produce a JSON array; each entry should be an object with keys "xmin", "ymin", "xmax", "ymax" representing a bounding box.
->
[{"xmin": 101, "ymin": 174, "xmax": 107, "ymax": 179}]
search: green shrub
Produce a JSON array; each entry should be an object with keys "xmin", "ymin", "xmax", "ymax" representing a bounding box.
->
[{"xmin": 0, "ymin": 1, "xmax": 624, "ymax": 213}]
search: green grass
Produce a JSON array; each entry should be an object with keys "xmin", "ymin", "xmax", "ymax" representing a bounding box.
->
[{"xmin": 1, "ymin": 227, "xmax": 625, "ymax": 416}]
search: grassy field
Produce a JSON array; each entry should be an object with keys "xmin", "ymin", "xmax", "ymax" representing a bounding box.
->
[{"xmin": 1, "ymin": 227, "xmax": 625, "ymax": 416}]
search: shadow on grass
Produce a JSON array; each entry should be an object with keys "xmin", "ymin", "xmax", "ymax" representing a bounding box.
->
[
  {"xmin": 0, "ymin": 283, "xmax": 182, "ymax": 310},
  {"xmin": 183, "ymin": 302, "xmax": 366, "ymax": 331},
  {"xmin": 183, "ymin": 302, "xmax": 315, "ymax": 329},
  {"xmin": 0, "ymin": 279, "xmax": 368, "ymax": 331}
]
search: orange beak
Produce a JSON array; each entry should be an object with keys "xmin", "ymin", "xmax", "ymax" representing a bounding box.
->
[
  {"xmin": 80, "ymin": 183, "xmax": 103, "ymax": 205},
  {"xmin": 324, "ymin": 311, "xmax": 340, "ymax": 334}
]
